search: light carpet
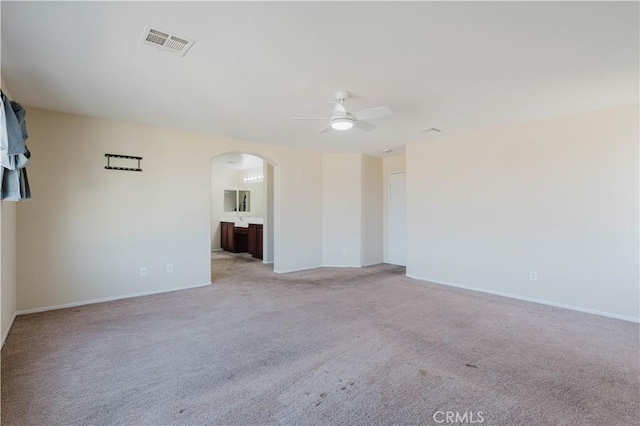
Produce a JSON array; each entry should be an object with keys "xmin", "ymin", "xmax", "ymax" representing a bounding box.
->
[{"xmin": 2, "ymin": 252, "xmax": 638, "ymax": 425}]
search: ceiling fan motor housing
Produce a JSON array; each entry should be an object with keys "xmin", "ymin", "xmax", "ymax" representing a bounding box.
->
[{"xmin": 335, "ymin": 90, "xmax": 350, "ymax": 101}]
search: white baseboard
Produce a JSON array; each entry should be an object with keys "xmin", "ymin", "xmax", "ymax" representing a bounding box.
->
[
  {"xmin": 16, "ymin": 282, "xmax": 212, "ymax": 315},
  {"xmin": 263, "ymin": 260, "xmax": 274, "ymax": 265},
  {"xmin": 1, "ymin": 312, "xmax": 17, "ymax": 349},
  {"xmin": 322, "ymin": 264, "xmax": 363, "ymax": 268},
  {"xmin": 320, "ymin": 262, "xmax": 383, "ymax": 268},
  {"xmin": 276, "ymin": 263, "xmax": 370, "ymax": 273},
  {"xmin": 406, "ymin": 274, "xmax": 639, "ymax": 323},
  {"xmin": 274, "ymin": 265, "xmax": 322, "ymax": 274}
]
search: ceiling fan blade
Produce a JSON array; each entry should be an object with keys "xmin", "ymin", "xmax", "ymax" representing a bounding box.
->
[
  {"xmin": 355, "ymin": 120, "xmax": 376, "ymax": 131},
  {"xmin": 318, "ymin": 124, "xmax": 333, "ymax": 133},
  {"xmin": 326, "ymin": 101, "xmax": 347, "ymax": 116},
  {"xmin": 353, "ymin": 106, "xmax": 392, "ymax": 121},
  {"xmin": 292, "ymin": 117, "xmax": 328, "ymax": 120}
]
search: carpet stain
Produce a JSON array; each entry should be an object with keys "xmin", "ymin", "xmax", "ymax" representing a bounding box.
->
[
  {"xmin": 179, "ymin": 409, "xmax": 185, "ymax": 414},
  {"xmin": 465, "ymin": 363, "xmax": 478, "ymax": 368},
  {"xmin": 419, "ymin": 369, "xmax": 428, "ymax": 376}
]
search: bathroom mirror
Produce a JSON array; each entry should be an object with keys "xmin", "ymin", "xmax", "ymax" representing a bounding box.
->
[
  {"xmin": 223, "ymin": 190, "xmax": 237, "ymax": 212},
  {"xmin": 223, "ymin": 190, "xmax": 251, "ymax": 212}
]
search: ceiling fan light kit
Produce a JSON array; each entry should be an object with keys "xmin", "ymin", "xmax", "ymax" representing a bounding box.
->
[
  {"xmin": 331, "ymin": 117, "xmax": 354, "ymax": 130},
  {"xmin": 293, "ymin": 90, "xmax": 392, "ymax": 133}
]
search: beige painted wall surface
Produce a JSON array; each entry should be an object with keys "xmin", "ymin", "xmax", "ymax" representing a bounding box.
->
[
  {"xmin": 361, "ymin": 156, "xmax": 383, "ymax": 266},
  {"xmin": 1, "ymin": 202, "xmax": 17, "ymax": 344},
  {"xmin": 277, "ymin": 154, "xmax": 322, "ymax": 272},
  {"xmin": 265, "ymin": 163, "xmax": 275, "ymax": 263},
  {"xmin": 17, "ymin": 108, "xmax": 323, "ymax": 312},
  {"xmin": 382, "ymin": 155, "xmax": 406, "ymax": 263},
  {"xmin": 406, "ymin": 104, "xmax": 639, "ymax": 320},
  {"xmin": 1, "ymin": 78, "xmax": 18, "ymax": 344},
  {"xmin": 322, "ymin": 153, "xmax": 362, "ymax": 267}
]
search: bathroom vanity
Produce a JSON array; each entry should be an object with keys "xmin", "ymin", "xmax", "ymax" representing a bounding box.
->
[
  {"xmin": 220, "ymin": 221, "xmax": 247, "ymax": 253},
  {"xmin": 220, "ymin": 218, "xmax": 263, "ymax": 259}
]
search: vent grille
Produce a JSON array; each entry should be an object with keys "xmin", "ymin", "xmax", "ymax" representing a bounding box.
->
[
  {"xmin": 140, "ymin": 26, "xmax": 194, "ymax": 57},
  {"xmin": 165, "ymin": 36, "xmax": 189, "ymax": 53},
  {"xmin": 145, "ymin": 29, "xmax": 168, "ymax": 46}
]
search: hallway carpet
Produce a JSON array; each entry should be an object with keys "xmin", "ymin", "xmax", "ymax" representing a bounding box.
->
[{"xmin": 2, "ymin": 252, "xmax": 639, "ymax": 425}]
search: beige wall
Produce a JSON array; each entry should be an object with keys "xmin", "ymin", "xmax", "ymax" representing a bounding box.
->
[
  {"xmin": 1, "ymin": 202, "xmax": 17, "ymax": 345},
  {"xmin": 16, "ymin": 108, "xmax": 323, "ymax": 312},
  {"xmin": 382, "ymin": 155, "xmax": 406, "ymax": 263},
  {"xmin": 1, "ymin": 78, "xmax": 18, "ymax": 346},
  {"xmin": 322, "ymin": 153, "xmax": 362, "ymax": 266},
  {"xmin": 321, "ymin": 153, "xmax": 383, "ymax": 267},
  {"xmin": 265, "ymin": 163, "xmax": 275, "ymax": 263},
  {"xmin": 406, "ymin": 104, "xmax": 639, "ymax": 321},
  {"xmin": 277, "ymin": 153, "xmax": 322, "ymax": 272},
  {"xmin": 9, "ymin": 99, "xmax": 634, "ymax": 321},
  {"xmin": 361, "ymin": 156, "xmax": 383, "ymax": 266}
]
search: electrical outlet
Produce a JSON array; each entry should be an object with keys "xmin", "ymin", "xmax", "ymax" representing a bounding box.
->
[
  {"xmin": 342, "ymin": 248, "xmax": 349, "ymax": 255},
  {"xmin": 529, "ymin": 271, "xmax": 538, "ymax": 281},
  {"xmin": 140, "ymin": 267, "xmax": 148, "ymax": 276},
  {"xmin": 166, "ymin": 264, "xmax": 173, "ymax": 273}
]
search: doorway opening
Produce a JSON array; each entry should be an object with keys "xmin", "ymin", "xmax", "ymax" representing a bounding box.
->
[{"xmin": 210, "ymin": 152, "xmax": 277, "ymax": 281}]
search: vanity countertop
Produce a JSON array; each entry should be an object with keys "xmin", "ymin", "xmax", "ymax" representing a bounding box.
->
[{"xmin": 220, "ymin": 217, "xmax": 263, "ymax": 227}]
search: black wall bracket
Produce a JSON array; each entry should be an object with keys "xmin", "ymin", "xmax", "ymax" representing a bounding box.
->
[{"xmin": 105, "ymin": 154, "xmax": 143, "ymax": 172}]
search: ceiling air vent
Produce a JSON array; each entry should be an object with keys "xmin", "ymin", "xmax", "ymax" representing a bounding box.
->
[{"xmin": 139, "ymin": 25, "xmax": 194, "ymax": 57}]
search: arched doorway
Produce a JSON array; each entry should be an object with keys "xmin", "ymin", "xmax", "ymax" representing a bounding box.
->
[{"xmin": 210, "ymin": 152, "xmax": 278, "ymax": 281}]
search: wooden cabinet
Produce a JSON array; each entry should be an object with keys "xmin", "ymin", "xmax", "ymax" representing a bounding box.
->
[
  {"xmin": 221, "ymin": 222, "xmax": 248, "ymax": 253},
  {"xmin": 247, "ymin": 224, "xmax": 263, "ymax": 260},
  {"xmin": 247, "ymin": 225, "xmax": 256, "ymax": 255},
  {"xmin": 234, "ymin": 227, "xmax": 248, "ymax": 253},
  {"xmin": 221, "ymin": 222, "xmax": 231, "ymax": 250},
  {"xmin": 256, "ymin": 225, "xmax": 263, "ymax": 259}
]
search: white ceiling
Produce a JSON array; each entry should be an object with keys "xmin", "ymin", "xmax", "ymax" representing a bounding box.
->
[
  {"xmin": 212, "ymin": 153, "xmax": 264, "ymax": 171},
  {"xmin": 1, "ymin": 2, "xmax": 638, "ymax": 156}
]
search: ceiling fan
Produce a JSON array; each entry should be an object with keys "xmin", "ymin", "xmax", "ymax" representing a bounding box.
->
[{"xmin": 293, "ymin": 91, "xmax": 392, "ymax": 133}]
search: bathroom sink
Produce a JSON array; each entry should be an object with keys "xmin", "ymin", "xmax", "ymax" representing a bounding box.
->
[{"xmin": 220, "ymin": 217, "xmax": 263, "ymax": 228}]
